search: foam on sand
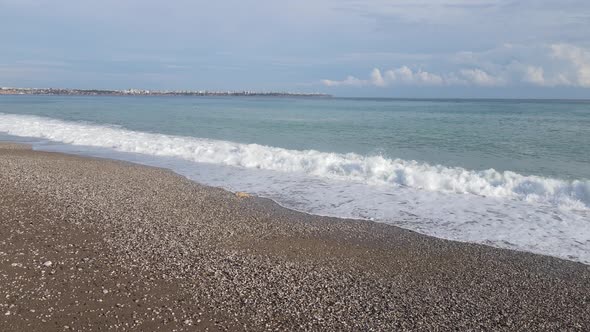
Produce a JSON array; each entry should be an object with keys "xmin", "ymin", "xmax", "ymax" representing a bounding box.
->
[{"xmin": 1, "ymin": 113, "xmax": 589, "ymax": 264}]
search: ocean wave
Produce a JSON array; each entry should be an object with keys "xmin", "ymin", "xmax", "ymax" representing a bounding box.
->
[{"xmin": 1, "ymin": 113, "xmax": 588, "ymax": 209}]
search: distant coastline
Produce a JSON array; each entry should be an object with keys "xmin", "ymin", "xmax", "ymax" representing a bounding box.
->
[{"xmin": 0, "ymin": 87, "xmax": 331, "ymax": 98}]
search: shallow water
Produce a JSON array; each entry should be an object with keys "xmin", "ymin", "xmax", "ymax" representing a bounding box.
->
[{"xmin": 1, "ymin": 95, "xmax": 589, "ymax": 263}]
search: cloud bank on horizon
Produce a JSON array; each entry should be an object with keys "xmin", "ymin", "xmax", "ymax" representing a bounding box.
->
[
  {"xmin": 1, "ymin": 0, "xmax": 590, "ymax": 97},
  {"xmin": 322, "ymin": 44, "xmax": 590, "ymax": 89}
]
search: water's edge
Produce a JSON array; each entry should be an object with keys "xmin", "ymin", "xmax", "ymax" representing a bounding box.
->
[
  {"xmin": 3, "ymin": 137, "xmax": 588, "ymax": 269},
  {"xmin": 1, "ymin": 131, "xmax": 589, "ymax": 266}
]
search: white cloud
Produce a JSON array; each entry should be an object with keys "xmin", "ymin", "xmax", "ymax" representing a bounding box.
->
[
  {"xmin": 323, "ymin": 66, "xmax": 502, "ymax": 87},
  {"xmin": 523, "ymin": 66, "xmax": 547, "ymax": 85},
  {"xmin": 321, "ymin": 75, "xmax": 367, "ymax": 87},
  {"xmin": 550, "ymin": 44, "xmax": 590, "ymax": 87},
  {"xmin": 322, "ymin": 43, "xmax": 590, "ymax": 89},
  {"xmin": 382, "ymin": 66, "xmax": 445, "ymax": 85},
  {"xmin": 370, "ymin": 68, "xmax": 386, "ymax": 87},
  {"xmin": 520, "ymin": 65, "xmax": 572, "ymax": 87},
  {"xmin": 458, "ymin": 68, "xmax": 505, "ymax": 86},
  {"xmin": 454, "ymin": 43, "xmax": 590, "ymax": 88}
]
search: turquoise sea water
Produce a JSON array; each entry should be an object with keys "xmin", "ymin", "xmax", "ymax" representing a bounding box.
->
[
  {"xmin": 3, "ymin": 95, "xmax": 589, "ymax": 179},
  {"xmin": 1, "ymin": 95, "xmax": 589, "ymax": 263}
]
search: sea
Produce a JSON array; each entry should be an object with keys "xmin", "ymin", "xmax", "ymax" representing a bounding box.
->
[{"xmin": 1, "ymin": 95, "xmax": 589, "ymax": 264}]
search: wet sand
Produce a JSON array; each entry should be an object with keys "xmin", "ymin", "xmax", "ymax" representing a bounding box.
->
[{"xmin": 1, "ymin": 143, "xmax": 589, "ymax": 331}]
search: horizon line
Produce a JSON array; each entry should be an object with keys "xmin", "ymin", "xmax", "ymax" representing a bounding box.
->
[{"xmin": 2, "ymin": 86, "xmax": 590, "ymax": 101}]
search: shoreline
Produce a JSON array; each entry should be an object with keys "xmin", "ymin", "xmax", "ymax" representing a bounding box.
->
[{"xmin": 1, "ymin": 142, "xmax": 589, "ymax": 331}]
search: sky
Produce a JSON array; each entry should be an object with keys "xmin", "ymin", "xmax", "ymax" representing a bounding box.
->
[{"xmin": 1, "ymin": 0, "xmax": 590, "ymax": 98}]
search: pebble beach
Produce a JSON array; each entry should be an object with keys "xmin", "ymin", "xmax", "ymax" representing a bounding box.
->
[{"xmin": 1, "ymin": 142, "xmax": 590, "ymax": 331}]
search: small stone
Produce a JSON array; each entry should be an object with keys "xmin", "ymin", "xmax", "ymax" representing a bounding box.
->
[
  {"xmin": 184, "ymin": 319, "xmax": 193, "ymax": 325},
  {"xmin": 43, "ymin": 261, "xmax": 53, "ymax": 267},
  {"xmin": 102, "ymin": 289, "xmax": 109, "ymax": 294}
]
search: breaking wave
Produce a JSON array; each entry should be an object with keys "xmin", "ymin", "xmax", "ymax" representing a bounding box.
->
[{"xmin": 1, "ymin": 113, "xmax": 588, "ymax": 210}]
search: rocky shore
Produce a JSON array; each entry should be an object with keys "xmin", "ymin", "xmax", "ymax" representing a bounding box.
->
[{"xmin": 1, "ymin": 143, "xmax": 589, "ymax": 331}]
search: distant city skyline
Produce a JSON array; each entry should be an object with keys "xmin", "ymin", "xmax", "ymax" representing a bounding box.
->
[
  {"xmin": 1, "ymin": 0, "xmax": 590, "ymax": 98},
  {"xmin": 0, "ymin": 86, "xmax": 330, "ymax": 97}
]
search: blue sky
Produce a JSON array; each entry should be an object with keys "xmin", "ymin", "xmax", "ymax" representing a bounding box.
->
[{"xmin": 1, "ymin": 0, "xmax": 590, "ymax": 98}]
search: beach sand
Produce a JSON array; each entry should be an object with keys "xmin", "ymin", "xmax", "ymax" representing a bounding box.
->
[{"xmin": 1, "ymin": 142, "xmax": 589, "ymax": 331}]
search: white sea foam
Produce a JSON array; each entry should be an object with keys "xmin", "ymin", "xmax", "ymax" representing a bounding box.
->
[
  {"xmin": 1, "ymin": 113, "xmax": 590, "ymax": 264},
  {"xmin": 1, "ymin": 113, "xmax": 588, "ymax": 210}
]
